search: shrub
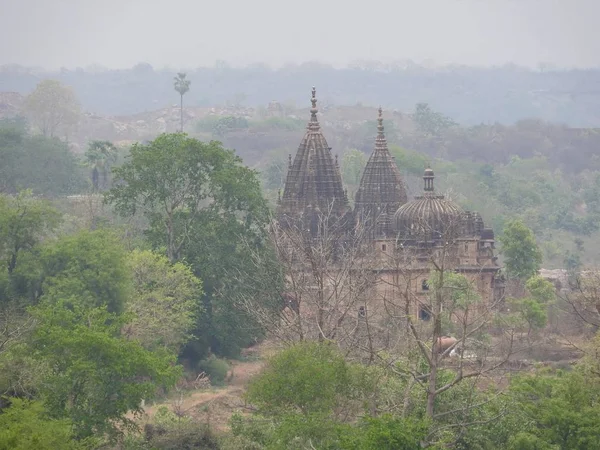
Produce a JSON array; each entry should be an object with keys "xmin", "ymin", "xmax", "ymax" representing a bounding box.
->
[
  {"xmin": 145, "ymin": 422, "xmax": 219, "ymax": 450},
  {"xmin": 196, "ymin": 356, "xmax": 230, "ymax": 386}
]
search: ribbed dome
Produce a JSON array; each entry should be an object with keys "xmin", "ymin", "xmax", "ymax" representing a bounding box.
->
[{"xmin": 395, "ymin": 168, "xmax": 463, "ymax": 240}]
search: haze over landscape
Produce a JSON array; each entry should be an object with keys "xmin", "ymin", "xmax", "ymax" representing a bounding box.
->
[
  {"xmin": 4, "ymin": 2, "xmax": 600, "ymax": 449},
  {"xmin": 2, "ymin": 0, "xmax": 600, "ymax": 69}
]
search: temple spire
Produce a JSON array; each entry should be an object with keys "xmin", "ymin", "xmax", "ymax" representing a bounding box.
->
[
  {"xmin": 308, "ymin": 86, "xmax": 320, "ymax": 131},
  {"xmin": 277, "ymin": 87, "xmax": 350, "ymax": 231},
  {"xmin": 354, "ymin": 108, "xmax": 408, "ymax": 236},
  {"xmin": 375, "ymin": 106, "xmax": 387, "ymax": 151}
]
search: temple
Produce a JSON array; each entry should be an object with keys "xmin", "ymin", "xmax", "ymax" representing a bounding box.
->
[{"xmin": 276, "ymin": 88, "xmax": 504, "ymax": 321}]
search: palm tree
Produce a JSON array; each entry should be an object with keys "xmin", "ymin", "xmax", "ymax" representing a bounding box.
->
[
  {"xmin": 84, "ymin": 140, "xmax": 117, "ymax": 191},
  {"xmin": 173, "ymin": 73, "xmax": 191, "ymax": 132}
]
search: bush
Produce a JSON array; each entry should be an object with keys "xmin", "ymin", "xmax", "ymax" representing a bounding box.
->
[
  {"xmin": 145, "ymin": 422, "xmax": 219, "ymax": 450},
  {"xmin": 196, "ymin": 356, "xmax": 230, "ymax": 386}
]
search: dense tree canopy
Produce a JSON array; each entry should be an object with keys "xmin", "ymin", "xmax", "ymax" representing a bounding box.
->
[
  {"xmin": 0, "ymin": 126, "xmax": 86, "ymax": 196},
  {"xmin": 499, "ymin": 219, "xmax": 543, "ymax": 280},
  {"xmin": 124, "ymin": 249, "xmax": 201, "ymax": 353}
]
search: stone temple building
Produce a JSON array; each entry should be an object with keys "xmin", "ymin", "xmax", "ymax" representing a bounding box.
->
[{"xmin": 276, "ymin": 88, "xmax": 504, "ymax": 323}]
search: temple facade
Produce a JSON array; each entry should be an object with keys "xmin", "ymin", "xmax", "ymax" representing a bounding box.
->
[{"xmin": 276, "ymin": 88, "xmax": 504, "ymax": 323}]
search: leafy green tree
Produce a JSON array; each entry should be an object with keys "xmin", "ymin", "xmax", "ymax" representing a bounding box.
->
[
  {"xmin": 107, "ymin": 133, "xmax": 267, "ymax": 263},
  {"xmin": 413, "ymin": 103, "xmax": 457, "ymax": 136},
  {"xmin": 235, "ymin": 342, "xmax": 389, "ymax": 449},
  {"xmin": 30, "ymin": 302, "xmax": 180, "ymax": 440},
  {"xmin": 124, "ymin": 249, "xmax": 201, "ymax": 353},
  {"xmin": 0, "ymin": 398, "xmax": 92, "ymax": 450},
  {"xmin": 499, "ymin": 219, "xmax": 543, "ymax": 280},
  {"xmin": 173, "ymin": 73, "xmax": 191, "ymax": 132},
  {"xmin": 389, "ymin": 145, "xmax": 430, "ymax": 175},
  {"xmin": 37, "ymin": 229, "xmax": 130, "ymax": 313},
  {"xmin": 0, "ymin": 192, "xmax": 60, "ymax": 280},
  {"xmin": 24, "ymin": 80, "xmax": 81, "ymax": 138},
  {"xmin": 247, "ymin": 342, "xmax": 358, "ymax": 417},
  {"xmin": 339, "ymin": 415, "xmax": 430, "ymax": 450},
  {"xmin": 506, "ymin": 275, "xmax": 556, "ymax": 333},
  {"xmin": 84, "ymin": 140, "xmax": 117, "ymax": 191},
  {"xmin": 509, "ymin": 370, "xmax": 600, "ymax": 449},
  {"xmin": 342, "ymin": 149, "xmax": 367, "ymax": 187},
  {"xmin": 0, "ymin": 128, "xmax": 86, "ymax": 196},
  {"xmin": 107, "ymin": 133, "xmax": 272, "ymax": 359}
]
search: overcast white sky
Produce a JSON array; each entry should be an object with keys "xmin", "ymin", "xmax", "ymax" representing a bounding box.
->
[{"xmin": 1, "ymin": 0, "xmax": 599, "ymax": 70}]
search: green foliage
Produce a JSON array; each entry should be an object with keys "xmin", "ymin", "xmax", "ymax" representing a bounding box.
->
[
  {"xmin": 30, "ymin": 302, "xmax": 181, "ymax": 439},
  {"xmin": 0, "ymin": 128, "xmax": 87, "ymax": 195},
  {"xmin": 339, "ymin": 415, "xmax": 430, "ymax": 450},
  {"xmin": 341, "ymin": 149, "xmax": 368, "ymax": 186},
  {"xmin": 173, "ymin": 72, "xmax": 191, "ymax": 97},
  {"xmin": 499, "ymin": 219, "xmax": 543, "ymax": 280},
  {"xmin": 525, "ymin": 276, "xmax": 556, "ymax": 304},
  {"xmin": 196, "ymin": 355, "xmax": 230, "ymax": 386},
  {"xmin": 428, "ymin": 271, "xmax": 482, "ymax": 309},
  {"xmin": 0, "ymin": 398, "xmax": 92, "ymax": 450},
  {"xmin": 145, "ymin": 422, "xmax": 219, "ymax": 450},
  {"xmin": 38, "ymin": 228, "xmax": 130, "ymax": 313},
  {"xmin": 413, "ymin": 103, "xmax": 457, "ymax": 136},
  {"xmin": 106, "ymin": 133, "xmax": 267, "ymax": 262},
  {"xmin": 246, "ymin": 342, "xmax": 373, "ymax": 417},
  {"xmin": 107, "ymin": 133, "xmax": 272, "ymax": 360},
  {"xmin": 196, "ymin": 116, "xmax": 249, "ymax": 136},
  {"xmin": 509, "ymin": 370, "xmax": 600, "ymax": 449},
  {"xmin": 389, "ymin": 145, "xmax": 430, "ymax": 175},
  {"xmin": 0, "ymin": 192, "xmax": 60, "ymax": 281},
  {"xmin": 125, "ymin": 250, "xmax": 201, "ymax": 353},
  {"xmin": 84, "ymin": 140, "xmax": 118, "ymax": 191}
]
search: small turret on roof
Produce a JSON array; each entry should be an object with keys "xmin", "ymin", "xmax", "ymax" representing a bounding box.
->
[{"xmin": 354, "ymin": 108, "xmax": 408, "ymax": 237}]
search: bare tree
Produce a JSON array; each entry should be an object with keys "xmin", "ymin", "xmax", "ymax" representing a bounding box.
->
[
  {"xmin": 232, "ymin": 205, "xmax": 381, "ymax": 350},
  {"xmin": 24, "ymin": 80, "xmax": 81, "ymax": 138},
  {"xmin": 560, "ymin": 269, "xmax": 600, "ymax": 330},
  {"xmin": 372, "ymin": 209, "xmax": 527, "ymax": 445}
]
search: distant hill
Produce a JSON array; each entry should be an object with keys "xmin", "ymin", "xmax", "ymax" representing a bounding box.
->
[{"xmin": 2, "ymin": 63, "xmax": 600, "ymax": 126}]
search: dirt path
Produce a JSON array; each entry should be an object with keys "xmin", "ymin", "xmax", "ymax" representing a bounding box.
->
[{"xmin": 140, "ymin": 356, "xmax": 265, "ymax": 430}]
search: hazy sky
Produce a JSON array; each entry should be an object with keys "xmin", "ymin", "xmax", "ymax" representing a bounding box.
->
[{"xmin": 1, "ymin": 0, "xmax": 599, "ymax": 69}]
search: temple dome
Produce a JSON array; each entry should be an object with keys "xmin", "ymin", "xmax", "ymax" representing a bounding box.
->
[
  {"xmin": 395, "ymin": 168, "xmax": 463, "ymax": 240},
  {"xmin": 355, "ymin": 108, "xmax": 407, "ymax": 236}
]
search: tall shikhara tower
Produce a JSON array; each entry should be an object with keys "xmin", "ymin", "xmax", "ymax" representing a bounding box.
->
[
  {"xmin": 277, "ymin": 87, "xmax": 350, "ymax": 234},
  {"xmin": 354, "ymin": 108, "xmax": 407, "ymax": 237}
]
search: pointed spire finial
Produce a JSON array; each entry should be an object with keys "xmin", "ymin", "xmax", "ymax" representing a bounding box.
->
[
  {"xmin": 374, "ymin": 107, "xmax": 388, "ymax": 151},
  {"xmin": 308, "ymin": 86, "xmax": 320, "ymax": 131},
  {"xmin": 288, "ymin": 153, "xmax": 292, "ymax": 169}
]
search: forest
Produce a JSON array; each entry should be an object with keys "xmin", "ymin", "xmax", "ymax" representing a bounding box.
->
[
  {"xmin": 2, "ymin": 77, "xmax": 600, "ymax": 449},
  {"xmin": 3, "ymin": 62, "xmax": 600, "ymax": 125}
]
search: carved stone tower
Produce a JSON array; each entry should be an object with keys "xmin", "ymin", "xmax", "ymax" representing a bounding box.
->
[
  {"xmin": 277, "ymin": 87, "xmax": 350, "ymax": 234},
  {"xmin": 354, "ymin": 108, "xmax": 408, "ymax": 237}
]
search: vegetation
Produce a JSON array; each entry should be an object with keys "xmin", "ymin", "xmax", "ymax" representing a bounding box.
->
[
  {"xmin": 4, "ymin": 77, "xmax": 600, "ymax": 447},
  {"xmin": 23, "ymin": 79, "xmax": 81, "ymax": 138},
  {"xmin": 0, "ymin": 124, "xmax": 87, "ymax": 195},
  {"xmin": 173, "ymin": 73, "xmax": 191, "ymax": 132}
]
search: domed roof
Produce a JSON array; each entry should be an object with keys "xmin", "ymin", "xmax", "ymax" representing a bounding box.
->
[{"xmin": 395, "ymin": 168, "xmax": 463, "ymax": 240}]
